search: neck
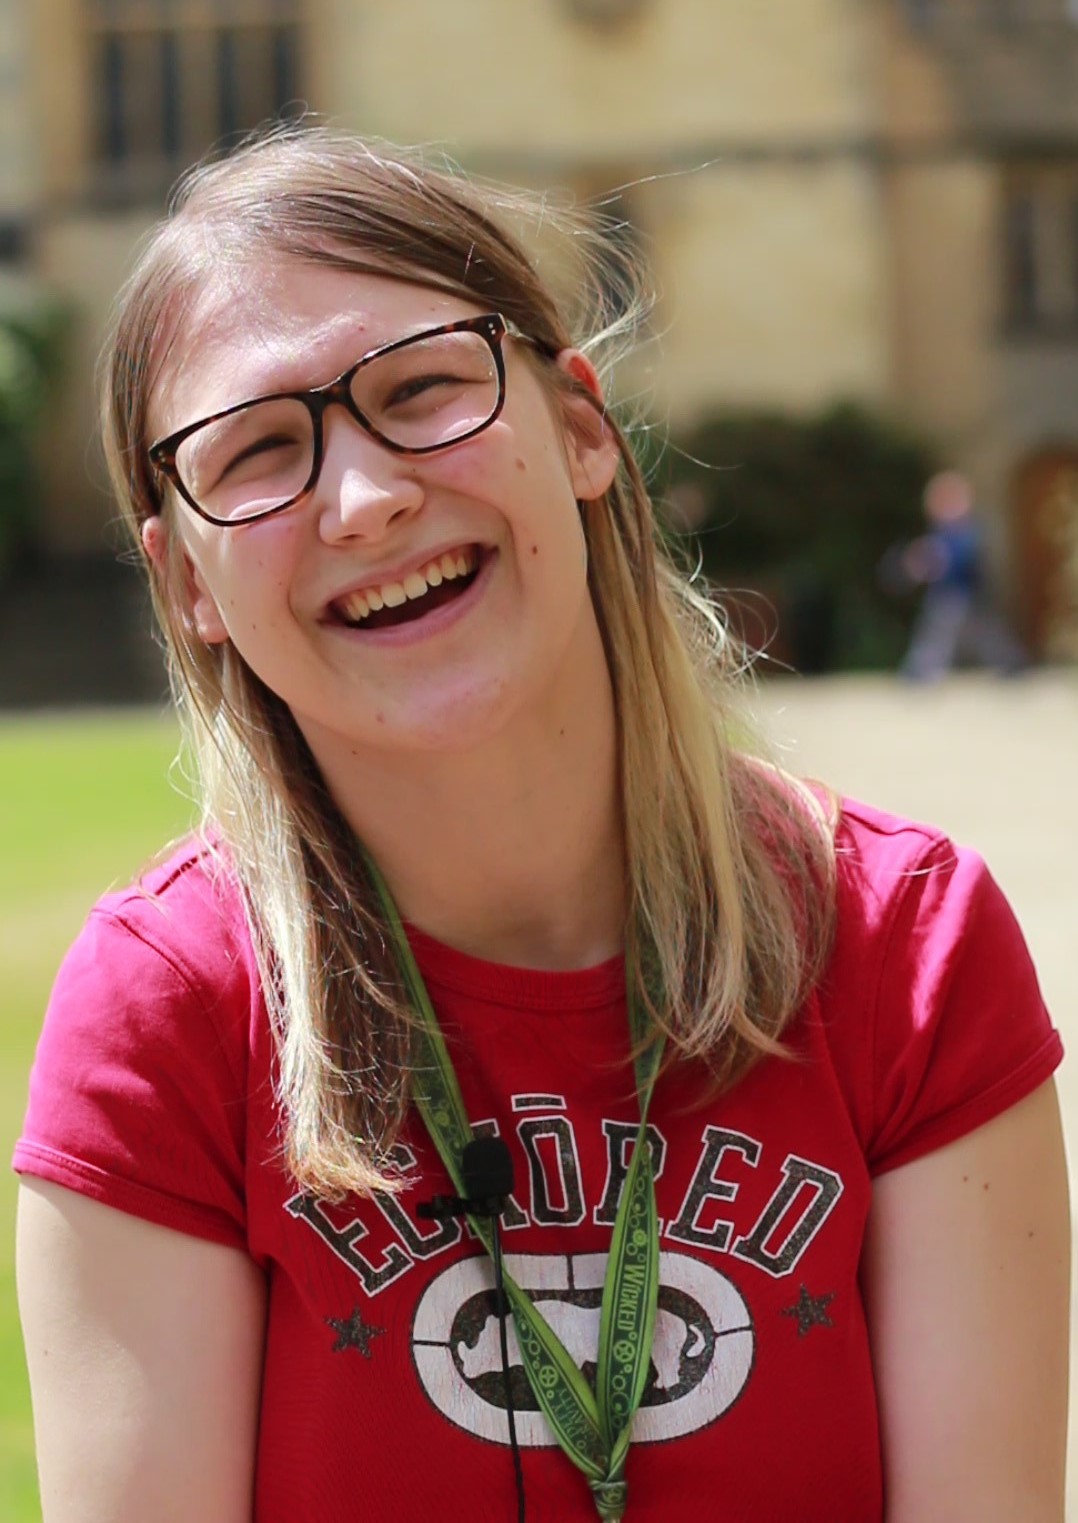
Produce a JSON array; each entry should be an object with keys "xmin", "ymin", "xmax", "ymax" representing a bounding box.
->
[{"xmin": 307, "ymin": 633, "xmax": 626, "ymax": 972}]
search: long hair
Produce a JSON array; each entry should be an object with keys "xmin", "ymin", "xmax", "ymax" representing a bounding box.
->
[{"xmin": 100, "ymin": 124, "xmax": 835, "ymax": 1199}]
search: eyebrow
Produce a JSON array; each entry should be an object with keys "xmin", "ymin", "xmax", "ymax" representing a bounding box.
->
[
  {"xmin": 225, "ymin": 317, "xmax": 376, "ymax": 401},
  {"xmin": 163, "ymin": 314, "xmax": 468, "ymax": 436}
]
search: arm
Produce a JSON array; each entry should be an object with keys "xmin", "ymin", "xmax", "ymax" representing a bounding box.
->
[
  {"xmin": 862, "ymin": 1079, "xmax": 1070, "ymax": 1523},
  {"xmin": 902, "ymin": 534, "xmax": 947, "ymax": 586},
  {"xmin": 17, "ymin": 1180, "xmax": 267, "ymax": 1523}
]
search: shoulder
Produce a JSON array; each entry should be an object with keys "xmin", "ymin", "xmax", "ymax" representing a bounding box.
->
[
  {"xmin": 33, "ymin": 833, "xmax": 259, "ymax": 1100},
  {"xmin": 815, "ymin": 796, "xmax": 1060, "ymax": 1174},
  {"xmin": 55, "ymin": 832, "xmax": 262, "ymax": 1051},
  {"xmin": 834, "ymin": 794, "xmax": 955, "ymax": 883},
  {"xmin": 826, "ymin": 792, "xmax": 1039, "ymax": 1007},
  {"xmin": 88, "ymin": 833, "xmax": 252, "ymax": 985},
  {"xmin": 827, "ymin": 794, "xmax": 997, "ymax": 959},
  {"xmin": 827, "ymin": 795, "xmax": 1043, "ymax": 993},
  {"xmin": 16, "ymin": 834, "xmax": 259, "ymax": 1245}
]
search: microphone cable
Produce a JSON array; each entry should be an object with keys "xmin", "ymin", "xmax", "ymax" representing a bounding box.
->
[
  {"xmin": 422, "ymin": 1138, "xmax": 527, "ymax": 1520},
  {"xmin": 490, "ymin": 1217, "xmax": 526, "ymax": 1522}
]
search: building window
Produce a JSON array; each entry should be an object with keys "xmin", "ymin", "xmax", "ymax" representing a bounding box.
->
[
  {"xmin": 85, "ymin": 1, "xmax": 303, "ymax": 205},
  {"xmin": 559, "ymin": 0, "xmax": 647, "ymax": 26},
  {"xmin": 905, "ymin": 1, "xmax": 1078, "ymax": 27},
  {"xmin": 1002, "ymin": 165, "xmax": 1078, "ymax": 336},
  {"xmin": 899, "ymin": 0, "xmax": 939, "ymax": 29}
]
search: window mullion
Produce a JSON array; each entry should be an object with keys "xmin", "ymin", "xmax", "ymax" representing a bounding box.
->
[{"xmin": 85, "ymin": 0, "xmax": 303, "ymax": 205}]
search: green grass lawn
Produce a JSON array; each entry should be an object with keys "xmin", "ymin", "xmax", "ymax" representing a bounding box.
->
[{"xmin": 0, "ymin": 709, "xmax": 192, "ymax": 1523}]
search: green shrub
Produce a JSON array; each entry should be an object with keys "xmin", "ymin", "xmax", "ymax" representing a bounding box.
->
[
  {"xmin": 636, "ymin": 402, "xmax": 936, "ymax": 672},
  {"xmin": 0, "ymin": 295, "xmax": 72, "ymax": 579}
]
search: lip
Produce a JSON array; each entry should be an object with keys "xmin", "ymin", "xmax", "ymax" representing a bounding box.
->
[
  {"xmin": 321, "ymin": 541, "xmax": 486, "ymax": 617},
  {"xmin": 324, "ymin": 546, "xmax": 496, "ymax": 648}
]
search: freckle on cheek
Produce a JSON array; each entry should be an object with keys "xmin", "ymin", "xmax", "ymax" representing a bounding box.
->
[
  {"xmin": 531, "ymin": 545, "xmax": 539, "ymax": 556},
  {"xmin": 376, "ymin": 712, "xmax": 386, "ymax": 725},
  {"xmin": 515, "ymin": 457, "xmax": 527, "ymax": 472}
]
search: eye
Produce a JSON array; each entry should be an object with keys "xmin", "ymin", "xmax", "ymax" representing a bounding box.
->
[
  {"xmin": 197, "ymin": 405, "xmax": 309, "ymax": 488},
  {"xmin": 384, "ymin": 372, "xmax": 465, "ymax": 408},
  {"xmin": 222, "ymin": 432, "xmax": 302, "ymax": 474}
]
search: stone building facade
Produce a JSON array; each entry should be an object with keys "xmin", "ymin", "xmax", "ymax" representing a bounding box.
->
[{"xmin": 4, "ymin": 0, "xmax": 1077, "ymax": 653}]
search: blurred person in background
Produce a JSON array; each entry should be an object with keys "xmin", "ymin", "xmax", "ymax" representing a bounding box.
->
[
  {"xmin": 898, "ymin": 468, "xmax": 1028, "ymax": 682},
  {"xmin": 13, "ymin": 126, "xmax": 1069, "ymax": 1522}
]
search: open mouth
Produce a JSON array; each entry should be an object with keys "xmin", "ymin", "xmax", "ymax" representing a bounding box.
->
[{"xmin": 331, "ymin": 546, "xmax": 485, "ymax": 633}]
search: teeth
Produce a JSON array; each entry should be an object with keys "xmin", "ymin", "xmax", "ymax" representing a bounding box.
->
[
  {"xmin": 341, "ymin": 590, "xmax": 369, "ymax": 621},
  {"xmin": 337, "ymin": 548, "xmax": 478, "ymax": 625}
]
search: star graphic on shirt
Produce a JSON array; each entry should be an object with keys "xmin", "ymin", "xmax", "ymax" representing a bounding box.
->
[
  {"xmin": 327, "ymin": 1307, "xmax": 385, "ymax": 1358},
  {"xmin": 781, "ymin": 1284, "xmax": 836, "ymax": 1337}
]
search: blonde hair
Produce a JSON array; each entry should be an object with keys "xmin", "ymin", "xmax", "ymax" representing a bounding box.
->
[{"xmin": 101, "ymin": 124, "xmax": 835, "ymax": 1199}]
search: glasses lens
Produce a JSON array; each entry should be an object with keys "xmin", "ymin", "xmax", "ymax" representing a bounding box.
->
[
  {"xmin": 354, "ymin": 329, "xmax": 500, "ymax": 450},
  {"xmin": 175, "ymin": 397, "xmax": 314, "ymax": 522}
]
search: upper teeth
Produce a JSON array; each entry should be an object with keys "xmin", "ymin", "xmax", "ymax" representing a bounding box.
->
[{"xmin": 338, "ymin": 548, "xmax": 478, "ymax": 623}]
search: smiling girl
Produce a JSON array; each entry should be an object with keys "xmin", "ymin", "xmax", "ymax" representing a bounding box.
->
[{"xmin": 14, "ymin": 127, "xmax": 1068, "ymax": 1523}]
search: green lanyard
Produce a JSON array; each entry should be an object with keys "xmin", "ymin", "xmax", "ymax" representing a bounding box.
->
[{"xmin": 364, "ymin": 852, "xmax": 665, "ymax": 1522}]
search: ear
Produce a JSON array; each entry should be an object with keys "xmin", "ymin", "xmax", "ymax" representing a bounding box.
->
[
  {"xmin": 141, "ymin": 514, "xmax": 230, "ymax": 645},
  {"xmin": 554, "ymin": 350, "xmax": 620, "ymax": 503}
]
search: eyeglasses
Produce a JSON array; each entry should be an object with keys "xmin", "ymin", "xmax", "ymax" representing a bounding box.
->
[{"xmin": 148, "ymin": 312, "xmax": 522, "ymax": 527}]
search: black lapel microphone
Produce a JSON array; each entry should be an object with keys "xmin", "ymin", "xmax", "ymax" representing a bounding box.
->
[
  {"xmin": 417, "ymin": 1137, "xmax": 526, "ymax": 1521},
  {"xmin": 462, "ymin": 1136, "xmax": 515, "ymax": 1215},
  {"xmin": 417, "ymin": 1136, "xmax": 515, "ymax": 1221}
]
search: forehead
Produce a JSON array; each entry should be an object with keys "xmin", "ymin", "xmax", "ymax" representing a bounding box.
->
[{"xmin": 150, "ymin": 259, "xmax": 485, "ymax": 441}]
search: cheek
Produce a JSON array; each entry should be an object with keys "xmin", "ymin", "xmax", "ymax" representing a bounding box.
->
[
  {"xmin": 216, "ymin": 517, "xmax": 301, "ymax": 585},
  {"xmin": 437, "ymin": 421, "xmax": 573, "ymax": 510},
  {"xmin": 187, "ymin": 521, "xmax": 300, "ymax": 635}
]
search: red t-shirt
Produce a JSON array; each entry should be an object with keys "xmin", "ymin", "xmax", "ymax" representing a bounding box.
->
[{"xmin": 14, "ymin": 798, "xmax": 1062, "ymax": 1522}]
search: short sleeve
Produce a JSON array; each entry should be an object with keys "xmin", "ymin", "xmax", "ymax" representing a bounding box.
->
[
  {"xmin": 13, "ymin": 894, "xmax": 251, "ymax": 1248},
  {"xmin": 866, "ymin": 836, "xmax": 1063, "ymax": 1175}
]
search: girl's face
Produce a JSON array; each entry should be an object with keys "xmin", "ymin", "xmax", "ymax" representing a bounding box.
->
[{"xmin": 145, "ymin": 261, "xmax": 620, "ymax": 765}]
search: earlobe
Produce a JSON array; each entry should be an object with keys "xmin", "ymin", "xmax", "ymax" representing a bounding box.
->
[
  {"xmin": 141, "ymin": 513, "xmax": 229, "ymax": 645},
  {"xmin": 140, "ymin": 514, "xmax": 167, "ymax": 567},
  {"xmin": 554, "ymin": 350, "xmax": 620, "ymax": 503},
  {"xmin": 189, "ymin": 581, "xmax": 230, "ymax": 645}
]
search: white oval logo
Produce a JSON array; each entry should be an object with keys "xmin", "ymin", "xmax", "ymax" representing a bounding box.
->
[{"xmin": 411, "ymin": 1250, "xmax": 754, "ymax": 1445}]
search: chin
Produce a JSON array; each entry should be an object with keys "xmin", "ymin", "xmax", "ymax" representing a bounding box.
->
[
  {"xmin": 378, "ymin": 683, "xmax": 521, "ymax": 756},
  {"xmin": 299, "ymin": 659, "xmax": 515, "ymax": 758}
]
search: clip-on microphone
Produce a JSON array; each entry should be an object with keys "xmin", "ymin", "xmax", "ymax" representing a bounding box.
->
[
  {"xmin": 416, "ymin": 1135, "xmax": 514, "ymax": 1224},
  {"xmin": 418, "ymin": 1137, "xmax": 525, "ymax": 1520}
]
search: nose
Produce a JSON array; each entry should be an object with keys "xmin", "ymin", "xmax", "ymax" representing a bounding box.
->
[{"xmin": 314, "ymin": 407, "xmax": 424, "ymax": 545}]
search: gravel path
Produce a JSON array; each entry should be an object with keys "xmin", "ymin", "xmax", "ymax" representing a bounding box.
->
[{"xmin": 754, "ymin": 670, "xmax": 1078, "ymax": 1509}]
